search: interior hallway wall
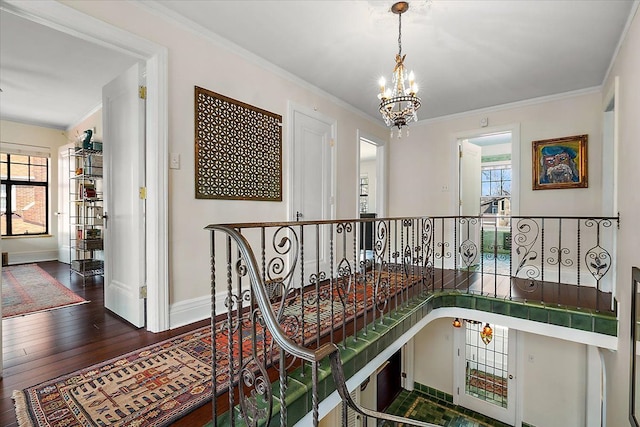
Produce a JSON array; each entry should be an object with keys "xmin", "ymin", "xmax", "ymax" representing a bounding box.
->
[
  {"xmin": 600, "ymin": 6, "xmax": 640, "ymax": 426},
  {"xmin": 62, "ymin": 0, "xmax": 389, "ymax": 323},
  {"xmin": 387, "ymin": 90, "xmax": 603, "ymax": 217}
]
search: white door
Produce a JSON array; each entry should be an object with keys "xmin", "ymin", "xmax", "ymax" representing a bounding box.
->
[
  {"xmin": 291, "ymin": 109, "xmax": 334, "ymax": 282},
  {"xmin": 57, "ymin": 143, "xmax": 74, "ymax": 264},
  {"xmin": 102, "ymin": 62, "xmax": 146, "ymax": 328},
  {"xmin": 459, "ymin": 139, "xmax": 482, "ymax": 216},
  {"xmin": 455, "ymin": 322, "xmax": 517, "ymax": 424}
]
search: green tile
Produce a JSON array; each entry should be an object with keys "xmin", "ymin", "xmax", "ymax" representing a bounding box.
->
[
  {"xmin": 441, "ymin": 294, "xmax": 456, "ymax": 307},
  {"xmin": 593, "ymin": 316, "xmax": 618, "ymax": 336},
  {"xmin": 510, "ymin": 302, "xmax": 529, "ymax": 319},
  {"xmin": 455, "ymin": 294, "xmax": 475, "ymax": 309},
  {"xmin": 548, "ymin": 309, "xmax": 571, "ymax": 327},
  {"xmin": 528, "ymin": 306, "xmax": 549, "ymax": 323},
  {"xmin": 475, "ymin": 297, "xmax": 492, "ymax": 312},
  {"xmin": 571, "ymin": 312, "xmax": 593, "ymax": 331},
  {"xmin": 491, "ymin": 300, "xmax": 509, "ymax": 315}
]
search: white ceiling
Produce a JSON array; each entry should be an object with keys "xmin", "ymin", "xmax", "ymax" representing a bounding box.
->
[{"xmin": 0, "ymin": 1, "xmax": 635, "ymax": 130}]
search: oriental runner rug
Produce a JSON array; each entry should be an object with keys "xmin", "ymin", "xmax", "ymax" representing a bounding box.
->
[
  {"xmin": 14, "ymin": 269, "xmax": 423, "ymax": 426},
  {"xmin": 2, "ymin": 264, "xmax": 88, "ymax": 318}
]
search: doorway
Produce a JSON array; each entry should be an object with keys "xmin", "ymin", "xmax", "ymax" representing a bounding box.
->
[
  {"xmin": 3, "ymin": 2, "xmax": 169, "ymax": 335},
  {"xmin": 456, "ymin": 125, "xmax": 519, "ymax": 275},
  {"xmin": 289, "ymin": 105, "xmax": 336, "ymax": 281},
  {"xmin": 454, "ymin": 320, "xmax": 517, "ymax": 424},
  {"xmin": 357, "ymin": 134, "xmax": 386, "ymax": 263}
]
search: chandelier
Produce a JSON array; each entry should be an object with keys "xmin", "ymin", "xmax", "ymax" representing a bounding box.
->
[{"xmin": 377, "ymin": 1, "xmax": 421, "ymax": 138}]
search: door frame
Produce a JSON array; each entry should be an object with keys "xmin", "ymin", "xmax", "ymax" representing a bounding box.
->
[
  {"xmin": 3, "ymin": 0, "xmax": 170, "ymax": 332},
  {"xmin": 450, "ymin": 124, "xmax": 521, "ymax": 217},
  {"xmin": 356, "ymin": 131, "xmax": 387, "ymax": 218}
]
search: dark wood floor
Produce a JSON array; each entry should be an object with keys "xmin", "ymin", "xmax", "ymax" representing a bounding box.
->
[{"xmin": 0, "ymin": 261, "xmax": 211, "ymax": 427}]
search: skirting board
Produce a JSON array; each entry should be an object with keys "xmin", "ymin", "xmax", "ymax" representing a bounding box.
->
[
  {"xmin": 169, "ymin": 290, "xmax": 233, "ymax": 329},
  {"xmin": 6, "ymin": 250, "xmax": 58, "ymax": 265}
]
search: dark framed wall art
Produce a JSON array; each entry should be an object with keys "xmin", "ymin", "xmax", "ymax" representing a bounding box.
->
[{"xmin": 194, "ymin": 86, "xmax": 282, "ymax": 201}]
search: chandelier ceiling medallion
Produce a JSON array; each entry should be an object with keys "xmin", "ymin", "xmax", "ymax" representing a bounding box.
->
[{"xmin": 377, "ymin": 1, "xmax": 421, "ymax": 138}]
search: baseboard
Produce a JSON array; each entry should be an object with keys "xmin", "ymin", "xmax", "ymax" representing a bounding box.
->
[
  {"xmin": 169, "ymin": 291, "xmax": 231, "ymax": 329},
  {"xmin": 8, "ymin": 250, "xmax": 58, "ymax": 265}
]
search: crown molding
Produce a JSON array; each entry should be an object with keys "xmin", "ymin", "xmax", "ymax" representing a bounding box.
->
[
  {"xmin": 415, "ymin": 86, "xmax": 602, "ymax": 126},
  {"xmin": 137, "ymin": 1, "xmax": 383, "ymax": 128}
]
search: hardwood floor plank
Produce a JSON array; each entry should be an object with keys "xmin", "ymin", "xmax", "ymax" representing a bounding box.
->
[{"xmin": 1, "ymin": 261, "xmax": 209, "ymax": 427}]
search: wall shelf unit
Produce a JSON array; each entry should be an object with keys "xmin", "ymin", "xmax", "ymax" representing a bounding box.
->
[{"xmin": 69, "ymin": 148, "xmax": 104, "ymax": 283}]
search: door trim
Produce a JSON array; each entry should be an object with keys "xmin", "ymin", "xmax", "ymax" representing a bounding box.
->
[
  {"xmin": 286, "ymin": 102, "xmax": 337, "ymax": 222},
  {"xmin": 3, "ymin": 0, "xmax": 170, "ymax": 332}
]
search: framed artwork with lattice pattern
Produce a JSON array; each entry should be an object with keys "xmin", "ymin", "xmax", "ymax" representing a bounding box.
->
[{"xmin": 194, "ymin": 86, "xmax": 282, "ymax": 200}]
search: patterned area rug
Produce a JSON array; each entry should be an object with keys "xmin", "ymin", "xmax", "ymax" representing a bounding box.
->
[
  {"xmin": 2, "ymin": 264, "xmax": 88, "ymax": 318},
  {"xmin": 14, "ymin": 269, "xmax": 422, "ymax": 426},
  {"xmin": 13, "ymin": 327, "xmax": 213, "ymax": 427}
]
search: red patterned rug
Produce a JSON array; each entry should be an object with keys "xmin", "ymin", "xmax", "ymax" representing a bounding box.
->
[
  {"xmin": 14, "ymin": 269, "xmax": 422, "ymax": 426},
  {"xmin": 14, "ymin": 326, "xmax": 214, "ymax": 427},
  {"xmin": 2, "ymin": 264, "xmax": 88, "ymax": 318}
]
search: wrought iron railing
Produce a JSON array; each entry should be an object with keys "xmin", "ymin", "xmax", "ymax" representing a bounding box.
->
[{"xmin": 206, "ymin": 215, "xmax": 618, "ymax": 426}]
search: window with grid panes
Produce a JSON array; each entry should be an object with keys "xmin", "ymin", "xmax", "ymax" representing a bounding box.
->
[{"xmin": 1, "ymin": 153, "xmax": 49, "ymax": 236}]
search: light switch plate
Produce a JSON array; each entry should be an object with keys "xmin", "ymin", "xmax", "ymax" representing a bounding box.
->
[{"xmin": 170, "ymin": 153, "xmax": 180, "ymax": 169}]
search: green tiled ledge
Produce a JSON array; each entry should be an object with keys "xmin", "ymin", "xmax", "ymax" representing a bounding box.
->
[
  {"xmin": 434, "ymin": 292, "xmax": 617, "ymax": 336},
  {"xmin": 206, "ymin": 292, "xmax": 617, "ymax": 427}
]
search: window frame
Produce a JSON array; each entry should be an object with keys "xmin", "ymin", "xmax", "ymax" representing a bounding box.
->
[{"xmin": 1, "ymin": 153, "xmax": 50, "ymax": 237}]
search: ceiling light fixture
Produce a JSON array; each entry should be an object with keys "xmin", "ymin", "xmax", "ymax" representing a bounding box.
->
[
  {"xmin": 377, "ymin": 1, "xmax": 421, "ymax": 139},
  {"xmin": 481, "ymin": 323, "xmax": 493, "ymax": 345},
  {"xmin": 452, "ymin": 318, "xmax": 462, "ymax": 328}
]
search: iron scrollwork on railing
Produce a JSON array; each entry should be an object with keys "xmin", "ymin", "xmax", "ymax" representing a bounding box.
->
[
  {"xmin": 458, "ymin": 217, "xmax": 479, "ymax": 269},
  {"xmin": 513, "ymin": 218, "xmax": 541, "ymax": 291},
  {"xmin": 584, "ymin": 218, "xmax": 613, "ymax": 281},
  {"xmin": 208, "ymin": 214, "xmax": 618, "ymax": 427}
]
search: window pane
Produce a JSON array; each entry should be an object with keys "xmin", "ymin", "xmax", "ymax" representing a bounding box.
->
[
  {"xmin": 491, "ymin": 169, "xmax": 501, "ymax": 180},
  {"xmin": 30, "ymin": 165, "xmax": 48, "ymax": 182},
  {"xmin": 490, "ymin": 182, "xmax": 500, "ymax": 196},
  {"xmin": 31, "ymin": 156, "xmax": 48, "ymax": 166},
  {"xmin": 0, "ymin": 160, "xmax": 6, "ymax": 180},
  {"xmin": 502, "ymin": 181, "xmax": 511, "ymax": 195},
  {"xmin": 11, "ymin": 154, "xmax": 29, "ymax": 165},
  {"xmin": 482, "ymin": 170, "xmax": 491, "ymax": 181},
  {"xmin": 482, "ymin": 182, "xmax": 490, "ymax": 196},
  {"xmin": 11, "ymin": 185, "xmax": 46, "ymax": 234},
  {"xmin": 10, "ymin": 162, "xmax": 30, "ymax": 181},
  {"xmin": 501, "ymin": 168, "xmax": 511, "ymax": 180}
]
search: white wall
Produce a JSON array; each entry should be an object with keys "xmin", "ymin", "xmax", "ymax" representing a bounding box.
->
[
  {"xmin": 0, "ymin": 120, "xmax": 68, "ymax": 264},
  {"xmin": 412, "ymin": 317, "xmax": 454, "ymax": 395},
  {"xmin": 521, "ymin": 332, "xmax": 587, "ymax": 427},
  {"xmin": 62, "ymin": 1, "xmax": 389, "ymax": 313},
  {"xmin": 388, "ymin": 90, "xmax": 603, "ymax": 217},
  {"xmin": 600, "ymin": 6, "xmax": 640, "ymax": 427}
]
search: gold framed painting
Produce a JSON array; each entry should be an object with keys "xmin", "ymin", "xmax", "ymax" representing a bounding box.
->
[{"xmin": 532, "ymin": 134, "xmax": 588, "ymax": 190}]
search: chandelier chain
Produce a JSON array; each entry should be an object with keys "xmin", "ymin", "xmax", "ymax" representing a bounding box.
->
[{"xmin": 398, "ymin": 12, "xmax": 402, "ymax": 57}]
